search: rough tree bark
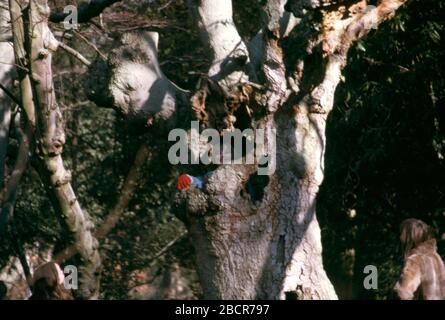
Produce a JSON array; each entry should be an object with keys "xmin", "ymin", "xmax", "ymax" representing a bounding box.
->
[
  {"xmin": 84, "ymin": 0, "xmax": 407, "ymax": 299},
  {"xmin": 7, "ymin": 0, "xmax": 102, "ymax": 299}
]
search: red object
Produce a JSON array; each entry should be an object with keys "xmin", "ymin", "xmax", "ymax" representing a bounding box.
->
[{"xmin": 177, "ymin": 174, "xmax": 192, "ymax": 190}]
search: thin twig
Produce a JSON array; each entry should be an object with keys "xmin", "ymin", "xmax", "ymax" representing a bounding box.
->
[
  {"xmin": 148, "ymin": 231, "xmax": 188, "ymax": 266},
  {"xmin": 158, "ymin": 0, "xmax": 174, "ymax": 12},
  {"xmin": 0, "ymin": 83, "xmax": 21, "ymax": 106},
  {"xmin": 73, "ymin": 30, "xmax": 107, "ymax": 60},
  {"xmin": 58, "ymin": 41, "xmax": 91, "ymax": 66},
  {"xmin": 363, "ymin": 57, "xmax": 410, "ymax": 73},
  {"xmin": 0, "ymin": 60, "xmax": 29, "ymax": 72}
]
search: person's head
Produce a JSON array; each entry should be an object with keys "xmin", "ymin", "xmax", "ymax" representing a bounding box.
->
[
  {"xmin": 400, "ymin": 219, "xmax": 433, "ymax": 257},
  {"xmin": 30, "ymin": 262, "xmax": 72, "ymax": 300},
  {"xmin": 0, "ymin": 280, "xmax": 7, "ymax": 300}
]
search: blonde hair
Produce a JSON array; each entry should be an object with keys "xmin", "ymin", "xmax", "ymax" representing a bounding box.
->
[{"xmin": 400, "ymin": 219, "xmax": 433, "ymax": 257}]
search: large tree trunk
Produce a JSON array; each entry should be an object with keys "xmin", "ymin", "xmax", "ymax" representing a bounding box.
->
[
  {"xmin": 185, "ymin": 167, "xmax": 336, "ymax": 299},
  {"xmin": 180, "ymin": 56, "xmax": 341, "ymax": 300},
  {"xmin": 85, "ymin": 0, "xmax": 408, "ymax": 299}
]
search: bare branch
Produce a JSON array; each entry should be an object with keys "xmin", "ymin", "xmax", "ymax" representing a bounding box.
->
[
  {"xmin": 147, "ymin": 231, "xmax": 187, "ymax": 266},
  {"xmin": 322, "ymin": 0, "xmax": 408, "ymax": 56},
  {"xmin": 247, "ymin": 0, "xmax": 300, "ymax": 73},
  {"xmin": 54, "ymin": 143, "xmax": 152, "ymax": 264},
  {"xmin": 187, "ymin": 0, "xmax": 250, "ymax": 89},
  {"xmin": 1, "ymin": 0, "xmax": 18, "ymax": 224},
  {"xmin": 0, "ymin": 82, "xmax": 20, "ymax": 105},
  {"xmin": 0, "ymin": 15, "xmax": 15, "ymax": 189},
  {"xmin": 261, "ymin": 0, "xmax": 291, "ymax": 113},
  {"xmin": 24, "ymin": 0, "xmax": 101, "ymax": 299},
  {"xmin": 73, "ymin": 30, "xmax": 107, "ymax": 60},
  {"xmin": 344, "ymin": 0, "xmax": 408, "ymax": 43},
  {"xmin": 86, "ymin": 31, "xmax": 189, "ymax": 130},
  {"xmin": 49, "ymin": 0, "xmax": 122, "ymax": 23},
  {"xmin": 95, "ymin": 144, "xmax": 151, "ymax": 239},
  {"xmin": 58, "ymin": 41, "xmax": 91, "ymax": 66},
  {"xmin": 0, "ymin": 113, "xmax": 32, "ymax": 236},
  {"xmin": 9, "ymin": 0, "xmax": 36, "ymax": 128}
]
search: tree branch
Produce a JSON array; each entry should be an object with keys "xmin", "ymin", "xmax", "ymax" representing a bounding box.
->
[
  {"xmin": 247, "ymin": 0, "xmax": 300, "ymax": 74},
  {"xmin": 0, "ymin": 82, "xmax": 21, "ymax": 105},
  {"xmin": 147, "ymin": 231, "xmax": 187, "ymax": 267},
  {"xmin": 54, "ymin": 143, "xmax": 152, "ymax": 264},
  {"xmin": 73, "ymin": 30, "xmax": 107, "ymax": 60},
  {"xmin": 9, "ymin": 0, "xmax": 36, "ymax": 128},
  {"xmin": 345, "ymin": 0, "xmax": 408, "ymax": 42},
  {"xmin": 261, "ymin": 0, "xmax": 291, "ymax": 113},
  {"xmin": 0, "ymin": 113, "xmax": 32, "ymax": 235},
  {"xmin": 187, "ymin": 0, "xmax": 250, "ymax": 89},
  {"xmin": 0, "ymin": 113, "xmax": 32, "ymax": 291},
  {"xmin": 321, "ymin": 0, "xmax": 408, "ymax": 56},
  {"xmin": 285, "ymin": 0, "xmax": 409, "ymax": 116},
  {"xmin": 23, "ymin": 0, "xmax": 101, "ymax": 299},
  {"xmin": 49, "ymin": 0, "xmax": 122, "ymax": 23},
  {"xmin": 58, "ymin": 41, "xmax": 91, "ymax": 66},
  {"xmin": 85, "ymin": 31, "xmax": 189, "ymax": 130}
]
